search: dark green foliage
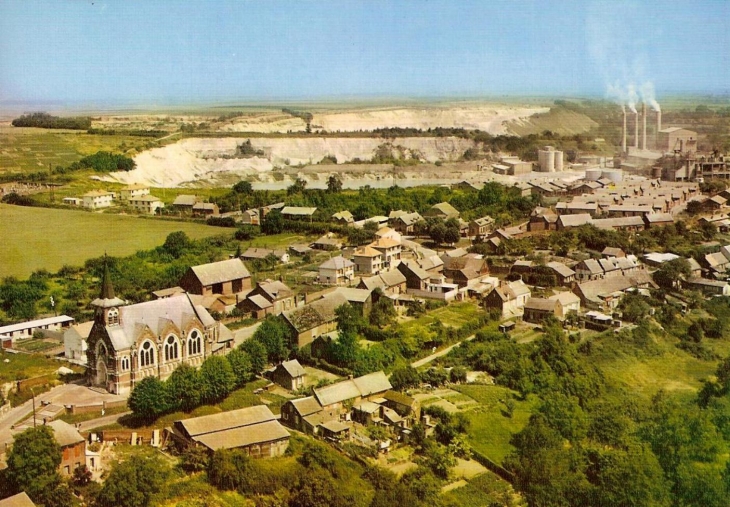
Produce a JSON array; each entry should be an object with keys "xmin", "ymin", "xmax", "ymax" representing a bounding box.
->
[
  {"xmin": 0, "ymin": 274, "xmax": 47, "ymax": 320},
  {"xmin": 289, "ymin": 467, "xmax": 347, "ymax": 507},
  {"xmin": 235, "ymin": 139, "xmax": 265, "ymax": 157},
  {"xmin": 252, "ymin": 316, "xmax": 292, "ymax": 363},
  {"xmin": 5, "ymin": 425, "xmax": 62, "ymax": 496},
  {"xmin": 72, "ymin": 464, "xmax": 93, "ymax": 486},
  {"xmin": 226, "ymin": 348, "xmax": 253, "ymax": 387},
  {"xmin": 653, "ymin": 258, "xmax": 691, "ymax": 290},
  {"xmin": 232, "ymin": 180, "xmax": 253, "ymax": 194},
  {"xmin": 261, "ymin": 209, "xmax": 284, "ymax": 234},
  {"xmin": 66, "ymin": 151, "xmax": 135, "ymax": 172},
  {"xmin": 327, "ymin": 175, "xmax": 343, "ymax": 193},
  {"xmin": 234, "ymin": 224, "xmax": 258, "ymax": 240},
  {"xmin": 240, "ymin": 339, "xmax": 268, "ymax": 375},
  {"xmin": 180, "ymin": 446, "xmax": 210, "ymax": 473},
  {"xmin": 1, "ymin": 192, "xmax": 36, "ymax": 207},
  {"xmin": 200, "ymin": 355, "xmax": 236, "ymax": 403},
  {"xmin": 206, "ymin": 216, "xmax": 237, "ymax": 227},
  {"xmin": 167, "ymin": 364, "xmax": 201, "ymax": 412},
  {"xmin": 390, "ymin": 365, "xmax": 421, "ymax": 390},
  {"xmin": 618, "ymin": 294, "xmax": 651, "ymax": 323},
  {"xmin": 12, "ymin": 112, "xmax": 90, "ymax": 129},
  {"xmin": 96, "ymin": 455, "xmax": 170, "ymax": 507},
  {"xmin": 128, "ymin": 376, "xmax": 169, "ymax": 421},
  {"xmin": 369, "ymin": 295, "xmax": 396, "ymax": 328},
  {"xmin": 161, "ymin": 230, "xmax": 191, "ymax": 259}
]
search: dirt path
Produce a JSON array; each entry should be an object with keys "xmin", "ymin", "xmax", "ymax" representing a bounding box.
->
[{"xmin": 410, "ymin": 335, "xmax": 475, "ymax": 368}]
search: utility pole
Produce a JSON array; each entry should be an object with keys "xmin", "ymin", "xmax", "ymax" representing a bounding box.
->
[
  {"xmin": 49, "ymin": 163, "xmax": 55, "ymax": 203},
  {"xmin": 30, "ymin": 387, "xmax": 37, "ymax": 428}
]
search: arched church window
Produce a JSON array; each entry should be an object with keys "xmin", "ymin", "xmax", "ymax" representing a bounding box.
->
[
  {"xmin": 121, "ymin": 356, "xmax": 130, "ymax": 371},
  {"xmin": 140, "ymin": 341, "xmax": 155, "ymax": 367},
  {"xmin": 188, "ymin": 330, "xmax": 202, "ymax": 356},
  {"xmin": 164, "ymin": 335, "xmax": 179, "ymax": 361}
]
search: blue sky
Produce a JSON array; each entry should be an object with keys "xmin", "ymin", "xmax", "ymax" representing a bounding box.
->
[{"xmin": 0, "ymin": 0, "xmax": 728, "ymax": 106}]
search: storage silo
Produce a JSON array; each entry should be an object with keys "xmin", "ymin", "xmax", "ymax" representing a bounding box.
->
[
  {"xmin": 554, "ymin": 150, "xmax": 564, "ymax": 171},
  {"xmin": 538, "ymin": 146, "xmax": 556, "ymax": 172},
  {"xmin": 585, "ymin": 168, "xmax": 602, "ymax": 181},
  {"xmin": 601, "ymin": 169, "xmax": 623, "ymax": 182}
]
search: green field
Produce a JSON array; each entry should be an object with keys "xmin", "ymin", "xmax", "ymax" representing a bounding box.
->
[
  {"xmin": 0, "ymin": 204, "xmax": 224, "ymax": 278},
  {"xmin": 0, "ymin": 127, "xmax": 158, "ymax": 174},
  {"xmin": 454, "ymin": 384, "xmax": 538, "ymax": 464}
]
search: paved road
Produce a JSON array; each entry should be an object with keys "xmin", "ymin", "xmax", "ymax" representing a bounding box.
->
[
  {"xmin": 410, "ymin": 334, "xmax": 475, "ymax": 368},
  {"xmin": 78, "ymin": 411, "xmax": 132, "ymax": 432}
]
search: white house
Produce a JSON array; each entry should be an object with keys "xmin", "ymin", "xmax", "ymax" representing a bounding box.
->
[
  {"xmin": 0, "ymin": 315, "xmax": 75, "ymax": 342},
  {"xmin": 318, "ymin": 256, "xmax": 355, "ymax": 286},
  {"xmin": 118, "ymin": 184, "xmax": 150, "ymax": 202},
  {"xmin": 128, "ymin": 194, "xmax": 165, "ymax": 215},
  {"xmin": 82, "ymin": 190, "xmax": 114, "ymax": 209},
  {"xmin": 64, "ymin": 321, "xmax": 94, "ymax": 365}
]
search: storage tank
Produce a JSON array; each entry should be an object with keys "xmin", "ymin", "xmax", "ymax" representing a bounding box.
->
[
  {"xmin": 554, "ymin": 150, "xmax": 564, "ymax": 171},
  {"xmin": 538, "ymin": 147, "xmax": 555, "ymax": 172},
  {"xmin": 601, "ymin": 169, "xmax": 623, "ymax": 182},
  {"xmin": 651, "ymin": 166, "xmax": 662, "ymax": 179},
  {"xmin": 585, "ymin": 168, "xmax": 602, "ymax": 181}
]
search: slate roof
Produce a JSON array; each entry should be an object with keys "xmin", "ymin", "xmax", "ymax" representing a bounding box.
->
[
  {"xmin": 283, "ymin": 292, "xmax": 348, "ymax": 332},
  {"xmin": 547, "ymin": 262, "xmax": 575, "ymax": 278},
  {"xmin": 289, "ymin": 396, "xmax": 324, "ymax": 417},
  {"xmin": 104, "ymin": 294, "xmax": 219, "ymax": 351},
  {"xmin": 558, "ymin": 214, "xmax": 593, "ymax": 228},
  {"xmin": 524, "ymin": 298, "xmax": 558, "ymax": 312},
  {"xmin": 190, "ymin": 258, "xmax": 250, "ymax": 286},
  {"xmin": 256, "ymin": 280, "xmax": 293, "ymax": 301},
  {"xmin": 314, "ymin": 371, "xmax": 392, "ymax": 406},
  {"xmin": 319, "ymin": 256, "xmax": 355, "ymax": 270},
  {"xmin": 48, "ymin": 420, "xmax": 85, "ymax": 447},
  {"xmin": 193, "ymin": 419, "xmax": 289, "ymax": 451},
  {"xmin": 173, "ymin": 194, "xmax": 198, "ymax": 206},
  {"xmin": 278, "ymin": 359, "xmax": 306, "ymax": 378}
]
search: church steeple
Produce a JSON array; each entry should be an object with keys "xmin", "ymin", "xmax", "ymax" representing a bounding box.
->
[
  {"xmin": 100, "ymin": 256, "xmax": 116, "ymax": 300},
  {"xmin": 91, "ymin": 255, "xmax": 125, "ymax": 324}
]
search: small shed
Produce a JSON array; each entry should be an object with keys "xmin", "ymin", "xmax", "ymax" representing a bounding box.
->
[{"xmin": 270, "ymin": 359, "xmax": 307, "ymax": 390}]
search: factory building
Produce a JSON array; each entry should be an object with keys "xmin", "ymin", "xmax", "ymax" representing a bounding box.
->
[{"xmin": 657, "ymin": 127, "xmax": 697, "ymax": 154}]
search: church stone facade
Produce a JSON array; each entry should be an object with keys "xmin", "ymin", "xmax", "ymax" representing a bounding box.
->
[{"xmin": 86, "ymin": 264, "xmax": 232, "ymax": 395}]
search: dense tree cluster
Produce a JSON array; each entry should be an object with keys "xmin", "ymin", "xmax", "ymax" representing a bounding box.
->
[{"xmin": 12, "ymin": 112, "xmax": 91, "ymax": 130}]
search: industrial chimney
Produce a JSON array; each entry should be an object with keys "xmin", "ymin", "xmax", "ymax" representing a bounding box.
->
[
  {"xmin": 622, "ymin": 107, "xmax": 627, "ymax": 154},
  {"xmin": 642, "ymin": 102, "xmax": 647, "ymax": 151},
  {"xmin": 634, "ymin": 111, "xmax": 639, "ymax": 149},
  {"xmin": 657, "ymin": 109, "xmax": 662, "ymax": 135}
]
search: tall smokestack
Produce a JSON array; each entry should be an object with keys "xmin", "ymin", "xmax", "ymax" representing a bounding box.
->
[
  {"xmin": 642, "ymin": 103, "xmax": 647, "ymax": 151},
  {"xmin": 657, "ymin": 109, "xmax": 662, "ymax": 134},
  {"xmin": 622, "ymin": 107, "xmax": 627, "ymax": 153},
  {"xmin": 634, "ymin": 112, "xmax": 639, "ymax": 149}
]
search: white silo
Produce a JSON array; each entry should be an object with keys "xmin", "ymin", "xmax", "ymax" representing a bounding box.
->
[
  {"xmin": 554, "ymin": 150, "xmax": 564, "ymax": 171},
  {"xmin": 585, "ymin": 168, "xmax": 602, "ymax": 181},
  {"xmin": 601, "ymin": 169, "xmax": 623, "ymax": 183},
  {"xmin": 538, "ymin": 146, "xmax": 556, "ymax": 172}
]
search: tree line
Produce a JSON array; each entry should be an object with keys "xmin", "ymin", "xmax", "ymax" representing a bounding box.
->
[{"xmin": 11, "ymin": 112, "xmax": 91, "ymax": 130}]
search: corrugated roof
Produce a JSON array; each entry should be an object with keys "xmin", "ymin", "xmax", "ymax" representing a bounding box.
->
[
  {"xmin": 178, "ymin": 405, "xmax": 276, "ymax": 437},
  {"xmin": 282, "ymin": 206, "xmax": 317, "ymax": 216},
  {"xmin": 190, "ymin": 258, "xmax": 250, "ymax": 287},
  {"xmin": 0, "ymin": 315, "xmax": 74, "ymax": 335},
  {"xmin": 193, "ymin": 419, "xmax": 289, "ymax": 451}
]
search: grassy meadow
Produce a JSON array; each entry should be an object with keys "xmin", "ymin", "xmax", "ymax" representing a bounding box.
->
[{"xmin": 0, "ymin": 204, "xmax": 224, "ymax": 278}]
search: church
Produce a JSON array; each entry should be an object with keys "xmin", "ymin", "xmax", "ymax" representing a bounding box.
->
[{"xmin": 86, "ymin": 263, "xmax": 234, "ymax": 395}]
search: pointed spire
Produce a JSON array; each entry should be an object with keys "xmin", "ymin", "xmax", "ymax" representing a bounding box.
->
[{"xmin": 101, "ymin": 255, "xmax": 115, "ymax": 300}]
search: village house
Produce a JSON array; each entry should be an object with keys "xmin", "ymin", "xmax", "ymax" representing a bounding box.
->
[
  {"xmin": 442, "ymin": 255, "xmax": 489, "ymax": 287},
  {"xmin": 282, "ymin": 291, "xmax": 348, "ymax": 347},
  {"xmin": 171, "ymin": 405, "xmax": 289, "ymax": 457},
  {"xmin": 118, "ymin": 183, "xmax": 150, "ymax": 202},
  {"xmin": 86, "ymin": 266, "xmax": 233, "ymax": 395},
  {"xmin": 357, "ymin": 270, "xmax": 408, "ymax": 295},
  {"xmin": 528, "ymin": 207, "xmax": 559, "ymax": 232},
  {"xmin": 483, "ymin": 280, "xmax": 531, "ymax": 317},
  {"xmin": 601, "ymin": 247, "xmax": 626, "ymax": 258},
  {"xmin": 312, "ymin": 234, "xmax": 344, "ymax": 251},
  {"xmin": 242, "ymin": 208, "xmax": 260, "ymax": 225},
  {"xmin": 556, "ymin": 213, "xmax": 593, "ymax": 231},
  {"xmin": 270, "ymin": 359, "xmax": 307, "ymax": 390},
  {"xmin": 318, "ymin": 256, "xmax": 355, "ymax": 286},
  {"xmin": 332, "ymin": 210, "xmax": 355, "ymax": 225},
  {"xmin": 397, "ymin": 260, "xmax": 431, "ymax": 291},
  {"xmin": 192, "ymin": 202, "xmax": 219, "ymax": 217},
  {"xmin": 179, "ymin": 258, "xmax": 252, "ymax": 296},
  {"xmin": 424, "ymin": 202, "xmax": 460, "ymax": 220},
  {"xmin": 152, "ymin": 286, "xmax": 186, "ymax": 299},
  {"xmin": 332, "ymin": 287, "xmax": 374, "ymax": 317},
  {"xmin": 128, "ymin": 194, "xmax": 164, "ymax": 215},
  {"xmin": 555, "ymin": 202, "xmax": 600, "ymax": 217},
  {"xmin": 468, "ymin": 216, "xmax": 495, "ymax": 237},
  {"xmin": 353, "ymin": 246, "xmax": 384, "ymax": 275},
  {"xmin": 390, "ymin": 211, "xmax": 423, "ymax": 234},
  {"xmin": 239, "ymin": 280, "xmax": 295, "ymax": 318},
  {"xmin": 240, "ymin": 247, "xmax": 289, "ymax": 264},
  {"xmin": 643, "ymin": 213, "xmax": 675, "ymax": 228},
  {"xmin": 63, "ymin": 321, "xmax": 93, "ymax": 365},
  {"xmin": 572, "ymin": 273, "xmax": 656, "ymax": 311},
  {"xmin": 375, "ymin": 226, "xmax": 402, "ymax": 242},
  {"xmin": 48, "ymin": 420, "xmax": 87, "ymax": 476},
  {"xmin": 546, "ymin": 261, "xmax": 576, "ymax": 285},
  {"xmin": 522, "ymin": 298, "xmax": 559, "ymax": 324},
  {"xmin": 82, "ymin": 190, "xmax": 114, "ymax": 209},
  {"xmin": 549, "ymin": 291, "xmax": 581, "ymax": 319},
  {"xmin": 368, "ymin": 237, "xmax": 402, "ymax": 270},
  {"xmin": 172, "ymin": 194, "xmax": 199, "ymax": 214},
  {"xmin": 418, "ymin": 254, "xmax": 444, "ymax": 274},
  {"xmin": 282, "ymin": 206, "xmax": 317, "ymax": 221},
  {"xmin": 683, "ymin": 278, "xmax": 730, "ymax": 297}
]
